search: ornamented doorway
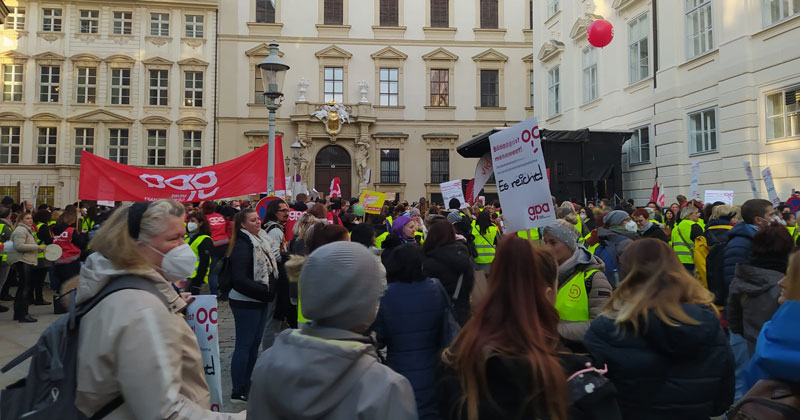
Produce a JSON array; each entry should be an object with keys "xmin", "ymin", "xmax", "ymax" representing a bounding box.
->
[{"xmin": 314, "ymin": 145, "xmax": 352, "ymax": 198}]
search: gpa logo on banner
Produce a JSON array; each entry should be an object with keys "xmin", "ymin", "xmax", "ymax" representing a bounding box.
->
[
  {"xmin": 528, "ymin": 202, "xmax": 551, "ymax": 221},
  {"xmin": 139, "ymin": 171, "xmax": 220, "ymax": 201}
]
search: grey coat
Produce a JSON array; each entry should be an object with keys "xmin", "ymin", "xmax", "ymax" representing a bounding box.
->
[
  {"xmin": 6, "ymin": 224, "xmax": 40, "ymax": 266},
  {"xmin": 247, "ymin": 324, "xmax": 418, "ymax": 420},
  {"xmin": 727, "ymin": 263, "xmax": 782, "ymax": 355}
]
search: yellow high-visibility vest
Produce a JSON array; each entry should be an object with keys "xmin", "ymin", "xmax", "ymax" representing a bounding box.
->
[
  {"xmin": 517, "ymin": 228, "xmax": 541, "ymax": 241},
  {"xmin": 472, "ymin": 224, "xmax": 498, "ymax": 264},
  {"xmin": 555, "ymin": 269, "xmax": 600, "ymax": 322},
  {"xmin": 375, "ymin": 231, "xmax": 389, "ymax": 249},
  {"xmin": 187, "ymin": 234, "xmax": 211, "ymax": 284},
  {"xmin": 671, "ymin": 219, "xmax": 696, "ymax": 265}
]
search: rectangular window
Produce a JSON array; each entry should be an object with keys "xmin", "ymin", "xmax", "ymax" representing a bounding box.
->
[
  {"xmin": 529, "ymin": 70, "xmax": 535, "ymax": 107},
  {"xmin": 39, "ymin": 66, "xmax": 60, "ymax": 103},
  {"xmin": 430, "ymin": 149, "xmax": 449, "ymax": 183},
  {"xmin": 766, "ymin": 87, "xmax": 800, "ymax": 141},
  {"xmin": 149, "ymin": 69, "xmax": 168, "ymax": 106},
  {"xmin": 256, "ymin": 0, "xmax": 276, "ymax": 23},
  {"xmin": 6, "ymin": 7, "xmax": 25, "ymax": 30},
  {"xmin": 79, "ymin": 10, "xmax": 99, "ymax": 34},
  {"xmin": 762, "ymin": 0, "xmax": 800, "ymax": 27},
  {"xmin": 379, "ymin": 68, "xmax": 398, "ymax": 106},
  {"xmin": 0, "ymin": 126, "xmax": 21, "ymax": 164},
  {"xmin": 183, "ymin": 130, "xmax": 202, "ymax": 167},
  {"xmin": 184, "ymin": 71, "xmax": 203, "ymax": 107},
  {"xmin": 76, "ymin": 67, "xmax": 97, "ymax": 104},
  {"xmin": 685, "ymin": 0, "xmax": 714, "ymax": 59},
  {"xmin": 380, "ymin": 148, "xmax": 400, "ymax": 183},
  {"xmin": 113, "ymin": 11, "xmax": 133, "ymax": 35},
  {"xmin": 480, "ymin": 0, "xmax": 498, "ymax": 29},
  {"xmin": 2, "ymin": 65, "xmax": 24, "ymax": 102},
  {"xmin": 254, "ymin": 65, "xmax": 265, "ymax": 104},
  {"xmin": 147, "ymin": 129, "xmax": 167, "ymax": 166},
  {"xmin": 108, "ymin": 128, "xmax": 129, "ymax": 164},
  {"xmin": 431, "ymin": 0, "xmax": 449, "ymax": 27},
  {"xmin": 42, "ymin": 8, "xmax": 62, "ymax": 32},
  {"xmin": 185, "ymin": 15, "xmax": 204, "ymax": 38},
  {"xmin": 324, "ymin": 0, "xmax": 343, "ymax": 25},
  {"xmin": 480, "ymin": 70, "xmax": 499, "ymax": 107},
  {"xmin": 150, "ymin": 13, "xmax": 170, "ymax": 36},
  {"xmin": 582, "ymin": 47, "xmax": 598, "ymax": 103},
  {"xmin": 380, "ymin": 0, "xmax": 399, "ymax": 26},
  {"xmin": 547, "ymin": 0, "xmax": 560, "ymax": 19},
  {"xmin": 430, "ymin": 69, "xmax": 449, "ymax": 107},
  {"xmin": 111, "ymin": 68, "xmax": 131, "ymax": 105},
  {"xmin": 73, "ymin": 128, "xmax": 94, "ymax": 164},
  {"xmin": 628, "ymin": 13, "xmax": 650, "ymax": 84},
  {"xmin": 323, "ymin": 67, "xmax": 344, "ymax": 103},
  {"xmin": 688, "ymin": 107, "xmax": 718, "ymax": 154},
  {"xmin": 548, "ymin": 66, "xmax": 560, "ymax": 117},
  {"xmin": 629, "ymin": 126, "xmax": 650, "ymax": 164},
  {"xmin": 37, "ymin": 186, "xmax": 54, "ymax": 207},
  {"xmin": 37, "ymin": 127, "xmax": 57, "ymax": 164}
]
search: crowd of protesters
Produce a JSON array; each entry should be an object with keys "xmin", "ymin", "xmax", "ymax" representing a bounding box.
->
[{"xmin": 2, "ymin": 190, "xmax": 800, "ymax": 420}]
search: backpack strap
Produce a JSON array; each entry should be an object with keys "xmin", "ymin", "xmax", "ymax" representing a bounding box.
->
[
  {"xmin": 89, "ymin": 395, "xmax": 125, "ymax": 420},
  {"xmin": 73, "ymin": 275, "xmax": 169, "ymax": 322}
]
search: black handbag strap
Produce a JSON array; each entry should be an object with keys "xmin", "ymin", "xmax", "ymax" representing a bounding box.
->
[{"xmin": 89, "ymin": 395, "xmax": 125, "ymax": 420}]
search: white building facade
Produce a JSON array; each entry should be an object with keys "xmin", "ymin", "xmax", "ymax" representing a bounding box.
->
[
  {"xmin": 0, "ymin": 0, "xmax": 218, "ymax": 206},
  {"xmin": 532, "ymin": 0, "xmax": 800, "ymax": 205}
]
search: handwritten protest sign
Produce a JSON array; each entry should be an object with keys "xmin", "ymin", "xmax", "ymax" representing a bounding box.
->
[
  {"xmin": 489, "ymin": 117, "xmax": 554, "ymax": 232},
  {"xmin": 743, "ymin": 161, "xmax": 759, "ymax": 197},
  {"xmin": 440, "ymin": 180, "xmax": 467, "ymax": 209},
  {"xmin": 704, "ymin": 190, "xmax": 734, "ymax": 205},
  {"xmin": 359, "ymin": 190, "xmax": 387, "ymax": 214},
  {"xmin": 761, "ymin": 167, "xmax": 781, "ymax": 207},
  {"xmin": 689, "ymin": 162, "xmax": 700, "ymax": 200},
  {"xmin": 185, "ymin": 295, "xmax": 223, "ymax": 412}
]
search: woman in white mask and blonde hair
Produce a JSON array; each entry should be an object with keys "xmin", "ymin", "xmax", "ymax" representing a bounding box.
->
[{"xmin": 75, "ymin": 199, "xmax": 245, "ymax": 419}]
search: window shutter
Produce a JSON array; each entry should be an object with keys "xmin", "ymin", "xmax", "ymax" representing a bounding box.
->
[
  {"xmin": 480, "ymin": 0, "xmax": 498, "ymax": 29},
  {"xmin": 380, "ymin": 0, "xmax": 398, "ymax": 26},
  {"xmin": 324, "ymin": 0, "xmax": 343, "ymax": 25},
  {"xmin": 431, "ymin": 0, "xmax": 448, "ymax": 28}
]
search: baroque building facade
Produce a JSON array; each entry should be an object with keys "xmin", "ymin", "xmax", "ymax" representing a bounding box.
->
[
  {"xmin": 533, "ymin": 0, "xmax": 800, "ymax": 205},
  {"xmin": 0, "ymin": 0, "xmax": 218, "ymax": 205}
]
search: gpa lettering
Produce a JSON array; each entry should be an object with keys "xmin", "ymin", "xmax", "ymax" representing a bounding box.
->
[{"xmin": 528, "ymin": 202, "xmax": 551, "ymax": 221}]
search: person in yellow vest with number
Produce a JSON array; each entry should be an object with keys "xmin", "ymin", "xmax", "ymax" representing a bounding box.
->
[
  {"xmin": 542, "ymin": 220, "xmax": 613, "ymax": 345},
  {"xmin": 185, "ymin": 212, "xmax": 214, "ymax": 295},
  {"xmin": 671, "ymin": 206, "xmax": 704, "ymax": 274},
  {"xmin": 472, "ymin": 210, "xmax": 499, "ymax": 274}
]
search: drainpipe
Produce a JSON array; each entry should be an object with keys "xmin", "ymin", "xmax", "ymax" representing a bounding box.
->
[{"xmin": 213, "ymin": 8, "xmax": 219, "ymax": 164}]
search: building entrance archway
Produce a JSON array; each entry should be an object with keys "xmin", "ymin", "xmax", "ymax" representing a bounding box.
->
[{"xmin": 315, "ymin": 145, "xmax": 352, "ymax": 198}]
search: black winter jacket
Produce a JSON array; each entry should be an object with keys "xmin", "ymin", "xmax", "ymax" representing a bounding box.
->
[
  {"xmin": 229, "ymin": 233, "xmax": 274, "ymax": 308},
  {"xmin": 640, "ymin": 224, "xmax": 668, "ymax": 243},
  {"xmin": 422, "ymin": 241, "xmax": 475, "ymax": 325},
  {"xmin": 583, "ymin": 304, "xmax": 734, "ymax": 420},
  {"xmin": 721, "ymin": 223, "xmax": 757, "ymax": 305}
]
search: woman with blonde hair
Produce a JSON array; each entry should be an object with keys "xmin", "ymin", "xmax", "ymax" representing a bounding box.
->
[
  {"xmin": 72, "ymin": 200, "xmax": 244, "ymax": 419},
  {"xmin": 746, "ymin": 251, "xmax": 800, "ymax": 388},
  {"xmin": 584, "ymin": 238, "xmax": 734, "ymax": 420}
]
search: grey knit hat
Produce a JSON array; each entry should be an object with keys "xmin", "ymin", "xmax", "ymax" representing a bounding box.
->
[
  {"xmin": 447, "ymin": 210, "xmax": 462, "ymax": 224},
  {"xmin": 300, "ymin": 241, "xmax": 386, "ymax": 332},
  {"xmin": 603, "ymin": 210, "xmax": 629, "ymax": 227},
  {"xmin": 543, "ymin": 220, "xmax": 579, "ymax": 251}
]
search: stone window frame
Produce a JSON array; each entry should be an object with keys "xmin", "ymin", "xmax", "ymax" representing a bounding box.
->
[
  {"xmin": 110, "ymin": 10, "xmax": 134, "ymax": 36},
  {"xmin": 370, "ymin": 46, "xmax": 407, "ymax": 108},
  {"xmin": 422, "ymin": 134, "xmax": 458, "ymax": 186},
  {"xmin": 77, "ymin": 9, "xmax": 100, "ymax": 35},
  {"xmin": 177, "ymin": 117, "xmax": 208, "ymax": 167},
  {"xmin": 316, "ymin": 0, "xmax": 351, "ymax": 37},
  {"xmin": 0, "ymin": 52, "xmax": 29, "ymax": 103},
  {"xmin": 315, "ymin": 45, "xmax": 352, "ymax": 104},
  {"xmin": 104, "ymin": 54, "xmax": 135, "ymax": 107},
  {"xmin": 422, "ymin": 47, "xmax": 458, "ymax": 109},
  {"xmin": 371, "ymin": 133, "xmax": 408, "ymax": 188},
  {"xmin": 372, "ymin": 0, "xmax": 406, "ymax": 37},
  {"xmin": 423, "ymin": 0, "xmax": 456, "ymax": 39},
  {"xmin": 141, "ymin": 116, "xmax": 172, "ymax": 167},
  {"xmin": 522, "ymin": 53, "xmax": 534, "ymax": 110},
  {"xmin": 178, "ymin": 58, "xmax": 209, "ymax": 109},
  {"xmin": 108, "ymin": 127, "xmax": 131, "ymax": 164},
  {"xmin": 142, "ymin": 57, "xmax": 175, "ymax": 108},
  {"xmin": 248, "ymin": 0, "xmax": 284, "ymax": 36},
  {"xmin": 67, "ymin": 109, "xmax": 135, "ymax": 165},
  {"xmin": 70, "ymin": 54, "xmax": 101, "ymax": 106},
  {"xmin": 31, "ymin": 113, "xmax": 62, "ymax": 166},
  {"xmin": 72, "ymin": 126, "xmax": 96, "ymax": 164},
  {"xmin": 0, "ymin": 112, "xmax": 25, "ymax": 164},
  {"xmin": 472, "ymin": 49, "xmax": 508, "ymax": 110},
  {"xmin": 34, "ymin": 52, "xmax": 66, "ymax": 104},
  {"xmin": 246, "ymin": 43, "xmax": 284, "ymax": 105}
]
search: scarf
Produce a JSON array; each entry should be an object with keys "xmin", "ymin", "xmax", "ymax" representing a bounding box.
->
[{"xmin": 241, "ymin": 229, "xmax": 278, "ymax": 286}]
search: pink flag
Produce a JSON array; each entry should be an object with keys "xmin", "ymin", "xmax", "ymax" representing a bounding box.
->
[
  {"xmin": 329, "ymin": 177, "xmax": 341, "ymax": 197},
  {"xmin": 472, "ymin": 152, "xmax": 494, "ymax": 201}
]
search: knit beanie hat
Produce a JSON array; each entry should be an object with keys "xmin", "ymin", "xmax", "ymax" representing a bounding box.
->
[
  {"xmin": 543, "ymin": 220, "xmax": 579, "ymax": 251},
  {"xmin": 447, "ymin": 210, "xmax": 462, "ymax": 225},
  {"xmin": 604, "ymin": 210, "xmax": 629, "ymax": 227},
  {"xmin": 300, "ymin": 241, "xmax": 386, "ymax": 332},
  {"xmin": 391, "ymin": 215, "xmax": 413, "ymax": 237}
]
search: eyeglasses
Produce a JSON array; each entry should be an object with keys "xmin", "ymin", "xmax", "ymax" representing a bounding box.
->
[{"xmin": 277, "ymin": 208, "xmax": 289, "ymax": 213}]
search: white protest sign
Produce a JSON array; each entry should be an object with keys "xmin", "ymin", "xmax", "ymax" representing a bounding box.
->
[
  {"xmin": 761, "ymin": 167, "xmax": 781, "ymax": 207},
  {"xmin": 743, "ymin": 161, "xmax": 759, "ymax": 197},
  {"xmin": 489, "ymin": 117, "xmax": 554, "ymax": 232},
  {"xmin": 704, "ymin": 190, "xmax": 734, "ymax": 205},
  {"xmin": 97, "ymin": 200, "xmax": 115, "ymax": 207},
  {"xmin": 185, "ymin": 295, "xmax": 223, "ymax": 412},
  {"xmin": 365, "ymin": 168, "xmax": 371, "ymax": 185},
  {"xmin": 689, "ymin": 161, "xmax": 700, "ymax": 200},
  {"xmin": 440, "ymin": 180, "xmax": 467, "ymax": 209}
]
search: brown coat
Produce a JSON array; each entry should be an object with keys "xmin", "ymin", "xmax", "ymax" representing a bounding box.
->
[
  {"xmin": 7, "ymin": 224, "xmax": 40, "ymax": 265},
  {"xmin": 75, "ymin": 252, "xmax": 245, "ymax": 420}
]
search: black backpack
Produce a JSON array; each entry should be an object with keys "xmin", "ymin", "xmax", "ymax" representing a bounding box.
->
[{"xmin": 0, "ymin": 275, "xmax": 167, "ymax": 420}]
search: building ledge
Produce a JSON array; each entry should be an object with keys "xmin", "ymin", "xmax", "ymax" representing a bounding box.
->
[
  {"xmin": 247, "ymin": 22, "xmax": 284, "ymax": 37},
  {"xmin": 373, "ymin": 105, "xmax": 406, "ymax": 109},
  {"xmin": 371, "ymin": 25, "xmax": 406, "ymax": 38},
  {"xmin": 316, "ymin": 24, "xmax": 351, "ymax": 37},
  {"xmin": 679, "ymin": 48, "xmax": 718, "ymax": 71},
  {"xmin": 624, "ymin": 76, "xmax": 653, "ymax": 93},
  {"xmin": 544, "ymin": 10, "xmax": 562, "ymax": 27},
  {"xmin": 753, "ymin": 13, "xmax": 800, "ymax": 40},
  {"xmin": 423, "ymin": 26, "xmax": 457, "ymax": 40},
  {"xmin": 765, "ymin": 135, "xmax": 800, "ymax": 145},
  {"xmin": 473, "ymin": 27, "xmax": 506, "ymax": 41},
  {"xmin": 424, "ymin": 106, "xmax": 456, "ymax": 110},
  {"xmin": 474, "ymin": 106, "xmax": 507, "ymax": 111},
  {"xmin": 579, "ymin": 98, "xmax": 602, "ymax": 111}
]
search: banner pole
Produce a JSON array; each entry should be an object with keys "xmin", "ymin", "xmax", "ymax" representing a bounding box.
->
[{"xmin": 267, "ymin": 100, "xmax": 277, "ymax": 196}]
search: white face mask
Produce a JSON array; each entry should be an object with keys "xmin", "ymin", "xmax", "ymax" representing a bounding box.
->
[
  {"xmin": 624, "ymin": 220, "xmax": 638, "ymax": 232},
  {"xmin": 146, "ymin": 243, "xmax": 197, "ymax": 283},
  {"xmin": 187, "ymin": 222, "xmax": 198, "ymax": 233},
  {"xmin": 773, "ymin": 215, "xmax": 787, "ymax": 226},
  {"xmin": 580, "ymin": 213, "xmax": 587, "ymax": 220}
]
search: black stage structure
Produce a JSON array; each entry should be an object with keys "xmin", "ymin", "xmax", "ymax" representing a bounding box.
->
[{"xmin": 457, "ymin": 128, "xmax": 633, "ymax": 205}]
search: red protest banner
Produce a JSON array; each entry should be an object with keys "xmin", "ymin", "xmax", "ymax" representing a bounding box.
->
[{"xmin": 78, "ymin": 145, "xmax": 285, "ymax": 202}]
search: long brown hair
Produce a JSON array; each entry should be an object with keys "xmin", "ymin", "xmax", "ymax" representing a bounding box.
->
[
  {"xmin": 226, "ymin": 208, "xmax": 256, "ymax": 257},
  {"xmin": 442, "ymin": 235, "xmax": 567, "ymax": 420},
  {"xmin": 607, "ymin": 238, "xmax": 716, "ymax": 333}
]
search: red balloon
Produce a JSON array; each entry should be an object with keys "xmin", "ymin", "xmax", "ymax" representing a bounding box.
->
[{"xmin": 587, "ymin": 19, "xmax": 614, "ymax": 48}]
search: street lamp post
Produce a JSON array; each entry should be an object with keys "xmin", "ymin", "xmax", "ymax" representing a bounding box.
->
[
  {"xmin": 290, "ymin": 137, "xmax": 302, "ymax": 196},
  {"xmin": 258, "ymin": 41, "xmax": 290, "ymax": 196}
]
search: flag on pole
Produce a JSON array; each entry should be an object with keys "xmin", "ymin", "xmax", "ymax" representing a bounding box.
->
[
  {"xmin": 657, "ymin": 184, "xmax": 665, "ymax": 207},
  {"xmin": 649, "ymin": 179, "xmax": 659, "ymax": 204},
  {"xmin": 329, "ymin": 177, "xmax": 341, "ymax": 198}
]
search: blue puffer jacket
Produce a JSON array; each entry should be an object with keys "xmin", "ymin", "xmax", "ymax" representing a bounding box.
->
[
  {"xmin": 747, "ymin": 300, "xmax": 800, "ymax": 389},
  {"xmin": 722, "ymin": 223, "xmax": 757, "ymax": 304},
  {"xmin": 583, "ymin": 304, "xmax": 734, "ymax": 420},
  {"xmin": 371, "ymin": 278, "xmax": 448, "ymax": 420}
]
